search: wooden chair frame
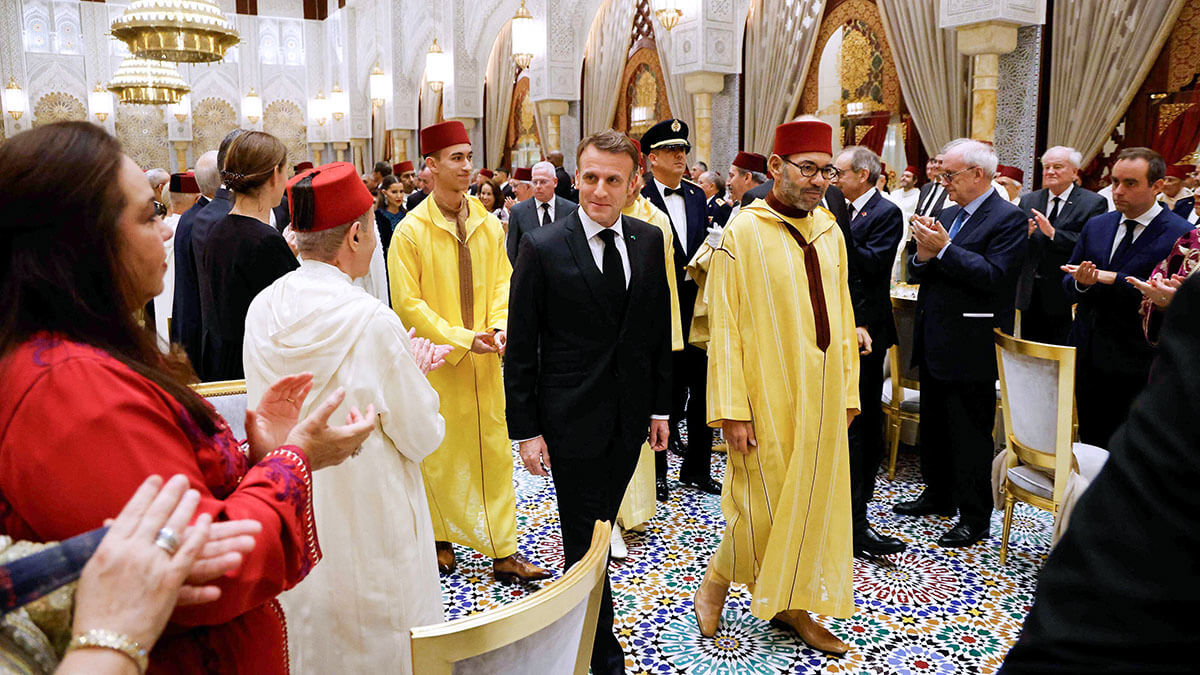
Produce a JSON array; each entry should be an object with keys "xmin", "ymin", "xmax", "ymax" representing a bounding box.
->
[
  {"xmin": 994, "ymin": 329, "xmax": 1077, "ymax": 565},
  {"xmin": 884, "ymin": 295, "xmax": 919, "ymax": 479},
  {"xmin": 410, "ymin": 521, "xmax": 612, "ymax": 675},
  {"xmin": 190, "ymin": 379, "xmax": 247, "ymax": 397}
]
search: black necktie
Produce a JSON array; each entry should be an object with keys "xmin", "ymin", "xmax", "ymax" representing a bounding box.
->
[
  {"xmin": 1111, "ymin": 219, "xmax": 1138, "ymax": 265},
  {"xmin": 1048, "ymin": 196, "xmax": 1062, "ymax": 223},
  {"xmin": 540, "ymin": 203, "xmax": 551, "ymax": 226},
  {"xmin": 664, "ymin": 186, "xmax": 684, "ymax": 197},
  {"xmin": 597, "ymin": 229, "xmax": 626, "ymax": 309}
]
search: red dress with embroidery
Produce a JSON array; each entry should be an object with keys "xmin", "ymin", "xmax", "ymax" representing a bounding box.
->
[{"xmin": 0, "ymin": 335, "xmax": 321, "ymax": 674}]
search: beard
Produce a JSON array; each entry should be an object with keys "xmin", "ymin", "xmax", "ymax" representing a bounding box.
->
[{"xmin": 775, "ymin": 170, "xmax": 825, "ymax": 211}]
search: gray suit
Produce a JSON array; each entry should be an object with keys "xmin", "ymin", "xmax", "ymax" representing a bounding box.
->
[{"xmin": 505, "ymin": 195, "xmax": 578, "ymax": 264}]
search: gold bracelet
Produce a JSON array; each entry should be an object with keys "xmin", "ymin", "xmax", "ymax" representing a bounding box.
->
[{"xmin": 66, "ymin": 629, "xmax": 149, "ymax": 674}]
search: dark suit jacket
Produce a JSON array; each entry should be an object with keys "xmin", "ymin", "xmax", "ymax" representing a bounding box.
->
[
  {"xmin": 1016, "ymin": 187, "xmax": 1107, "ymax": 314},
  {"xmin": 1062, "ymin": 208, "xmax": 1192, "ymax": 376},
  {"xmin": 554, "ymin": 167, "xmax": 578, "ymax": 202},
  {"xmin": 642, "ymin": 176, "xmax": 707, "ymax": 334},
  {"xmin": 272, "ymin": 194, "xmax": 290, "ymax": 233},
  {"xmin": 1171, "ymin": 195, "xmax": 1194, "ymax": 218},
  {"xmin": 1000, "ymin": 272, "xmax": 1200, "ymax": 674},
  {"xmin": 915, "ymin": 181, "xmax": 949, "ymax": 218},
  {"xmin": 173, "ymin": 192, "xmax": 226, "ymax": 370},
  {"xmin": 742, "ymin": 179, "xmax": 771, "ymax": 206},
  {"xmin": 706, "ymin": 195, "xmax": 732, "ymax": 228},
  {"xmin": 406, "ymin": 190, "xmax": 428, "ymax": 211},
  {"xmin": 907, "ymin": 190, "xmax": 1028, "ymax": 382},
  {"xmin": 505, "ymin": 195, "xmax": 578, "ymax": 264},
  {"xmin": 505, "ymin": 212, "xmax": 672, "ymax": 457},
  {"xmin": 848, "ymin": 189, "xmax": 905, "ymax": 350}
]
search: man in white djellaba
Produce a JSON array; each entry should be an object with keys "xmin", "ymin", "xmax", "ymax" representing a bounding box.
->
[{"xmin": 243, "ymin": 161, "xmax": 451, "ymax": 674}]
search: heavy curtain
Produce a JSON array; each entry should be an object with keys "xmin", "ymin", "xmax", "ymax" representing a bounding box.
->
[
  {"xmin": 485, "ymin": 22, "xmax": 517, "ymax": 168},
  {"xmin": 1155, "ymin": 103, "xmax": 1200, "ymax": 165},
  {"xmin": 877, "ymin": 0, "xmax": 971, "ymax": 156},
  {"xmin": 582, "ymin": 0, "xmax": 636, "ymax": 135},
  {"xmin": 1047, "ymin": 0, "xmax": 1184, "ymax": 165},
  {"xmin": 742, "ymin": 0, "xmax": 825, "ymax": 155}
]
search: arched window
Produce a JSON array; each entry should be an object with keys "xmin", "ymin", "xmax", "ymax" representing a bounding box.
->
[{"xmin": 614, "ymin": 0, "xmax": 671, "ymax": 136}]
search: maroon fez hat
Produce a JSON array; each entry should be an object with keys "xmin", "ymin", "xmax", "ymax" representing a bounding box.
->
[
  {"xmin": 733, "ymin": 151, "xmax": 768, "ymax": 175},
  {"xmin": 169, "ymin": 171, "xmax": 199, "ymax": 193},
  {"xmin": 772, "ymin": 120, "xmax": 833, "ymax": 157},
  {"xmin": 996, "ymin": 165, "xmax": 1024, "ymax": 182},
  {"xmin": 512, "ymin": 167, "xmax": 533, "ymax": 181},
  {"xmin": 420, "ymin": 121, "xmax": 471, "ymax": 156},
  {"xmin": 479, "ymin": 168, "xmax": 494, "ymax": 178},
  {"xmin": 294, "ymin": 161, "xmax": 314, "ymax": 172},
  {"xmin": 286, "ymin": 162, "xmax": 375, "ymax": 232},
  {"xmin": 905, "ymin": 165, "xmax": 918, "ymax": 175},
  {"xmin": 1166, "ymin": 164, "xmax": 1193, "ymax": 179}
]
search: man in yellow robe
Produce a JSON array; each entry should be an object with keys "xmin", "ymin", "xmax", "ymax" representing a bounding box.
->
[
  {"xmin": 388, "ymin": 120, "xmax": 550, "ymax": 583},
  {"xmin": 693, "ymin": 118, "xmax": 860, "ymax": 655}
]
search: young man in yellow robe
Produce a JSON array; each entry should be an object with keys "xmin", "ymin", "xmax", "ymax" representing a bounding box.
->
[
  {"xmin": 693, "ymin": 118, "xmax": 860, "ymax": 655},
  {"xmin": 387, "ymin": 120, "xmax": 550, "ymax": 583}
]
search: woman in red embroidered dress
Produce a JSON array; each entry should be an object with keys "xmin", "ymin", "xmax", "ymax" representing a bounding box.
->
[{"xmin": 0, "ymin": 122, "xmax": 377, "ymax": 673}]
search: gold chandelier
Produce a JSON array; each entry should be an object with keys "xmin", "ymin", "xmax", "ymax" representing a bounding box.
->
[
  {"xmin": 110, "ymin": 0, "xmax": 239, "ymax": 63},
  {"xmin": 107, "ymin": 57, "xmax": 191, "ymax": 105}
]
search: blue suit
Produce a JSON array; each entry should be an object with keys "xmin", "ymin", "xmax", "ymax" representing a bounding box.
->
[
  {"xmin": 1172, "ymin": 195, "xmax": 1194, "ymax": 218},
  {"xmin": 907, "ymin": 189, "xmax": 1027, "ymax": 526},
  {"xmin": 1063, "ymin": 207, "xmax": 1192, "ymax": 446}
]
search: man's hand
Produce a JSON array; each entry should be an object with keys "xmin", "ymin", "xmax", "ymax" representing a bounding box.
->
[
  {"xmin": 1026, "ymin": 217, "xmax": 1037, "ymax": 237},
  {"xmin": 1030, "ymin": 208, "xmax": 1055, "ymax": 238},
  {"xmin": 847, "ymin": 409, "xmax": 859, "ymax": 427},
  {"xmin": 519, "ymin": 437, "xmax": 552, "ymax": 476},
  {"xmin": 471, "ymin": 332, "xmax": 500, "ymax": 354},
  {"xmin": 493, "ymin": 330, "xmax": 507, "ymax": 356},
  {"xmin": 855, "ymin": 326, "xmax": 872, "ymax": 355},
  {"xmin": 721, "ymin": 419, "xmax": 757, "ymax": 455},
  {"xmin": 911, "ymin": 216, "xmax": 948, "ymax": 262},
  {"xmin": 1062, "ymin": 261, "xmax": 1098, "ymax": 287},
  {"xmin": 649, "ymin": 419, "xmax": 669, "ymax": 451}
]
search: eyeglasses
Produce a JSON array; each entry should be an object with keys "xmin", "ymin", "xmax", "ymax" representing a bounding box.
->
[
  {"xmin": 780, "ymin": 156, "xmax": 840, "ymax": 180},
  {"xmin": 153, "ymin": 200, "xmax": 167, "ymax": 217},
  {"xmin": 938, "ymin": 166, "xmax": 979, "ymax": 184}
]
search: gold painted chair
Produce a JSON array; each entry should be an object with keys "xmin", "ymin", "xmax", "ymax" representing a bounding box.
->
[
  {"xmin": 411, "ymin": 520, "xmax": 612, "ymax": 675},
  {"xmin": 883, "ymin": 295, "xmax": 920, "ymax": 479},
  {"xmin": 993, "ymin": 329, "xmax": 1108, "ymax": 565},
  {"xmin": 190, "ymin": 379, "xmax": 247, "ymax": 440}
]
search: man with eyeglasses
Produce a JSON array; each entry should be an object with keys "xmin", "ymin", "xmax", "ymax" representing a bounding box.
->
[
  {"xmin": 895, "ymin": 139, "xmax": 1027, "ymax": 549},
  {"xmin": 915, "ymin": 153, "xmax": 949, "ymax": 218},
  {"xmin": 505, "ymin": 161, "xmax": 578, "ymax": 263}
]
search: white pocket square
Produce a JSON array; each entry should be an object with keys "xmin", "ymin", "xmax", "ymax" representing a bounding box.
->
[{"xmin": 962, "ymin": 313, "xmax": 994, "ymax": 318}]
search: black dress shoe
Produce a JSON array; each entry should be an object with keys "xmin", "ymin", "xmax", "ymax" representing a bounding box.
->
[
  {"xmin": 680, "ymin": 476, "xmax": 722, "ymax": 495},
  {"xmin": 656, "ymin": 477, "xmax": 669, "ymax": 502},
  {"xmin": 892, "ymin": 492, "xmax": 957, "ymax": 517},
  {"xmin": 937, "ymin": 521, "xmax": 990, "ymax": 548},
  {"xmin": 854, "ymin": 526, "xmax": 907, "ymax": 557}
]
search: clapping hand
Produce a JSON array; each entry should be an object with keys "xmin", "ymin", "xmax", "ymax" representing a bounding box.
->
[
  {"xmin": 705, "ymin": 224, "xmax": 724, "ymax": 248},
  {"xmin": 1128, "ymin": 273, "xmax": 1186, "ymax": 308},
  {"xmin": 246, "ymin": 373, "xmax": 314, "ymax": 463},
  {"xmin": 285, "ymin": 387, "xmax": 377, "ymax": 470},
  {"xmin": 408, "ymin": 327, "xmax": 452, "ymax": 374},
  {"xmin": 910, "ymin": 216, "xmax": 949, "ymax": 261},
  {"xmin": 1029, "ymin": 208, "xmax": 1055, "ymax": 238},
  {"xmin": 1062, "ymin": 261, "xmax": 1117, "ymax": 287}
]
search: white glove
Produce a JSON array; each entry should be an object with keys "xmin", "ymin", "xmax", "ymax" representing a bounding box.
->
[{"xmin": 705, "ymin": 224, "xmax": 724, "ymax": 248}]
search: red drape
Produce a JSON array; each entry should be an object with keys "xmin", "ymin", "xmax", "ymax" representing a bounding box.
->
[
  {"xmin": 1154, "ymin": 102, "xmax": 1200, "ymax": 164},
  {"xmin": 859, "ymin": 117, "xmax": 889, "ymax": 155}
]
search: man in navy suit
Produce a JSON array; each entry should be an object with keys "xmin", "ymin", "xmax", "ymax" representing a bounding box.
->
[
  {"xmin": 1062, "ymin": 147, "xmax": 1192, "ymax": 447},
  {"xmin": 1015, "ymin": 146, "xmax": 1108, "ymax": 344},
  {"xmin": 895, "ymin": 139, "xmax": 1027, "ymax": 548},
  {"xmin": 832, "ymin": 146, "xmax": 906, "ymax": 557},
  {"xmin": 641, "ymin": 118, "xmax": 719, "ymax": 498},
  {"xmin": 505, "ymin": 161, "xmax": 578, "ymax": 263}
]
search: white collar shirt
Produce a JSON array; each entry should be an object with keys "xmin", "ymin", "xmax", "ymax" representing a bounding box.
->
[
  {"xmin": 849, "ymin": 187, "xmax": 878, "ymax": 219},
  {"xmin": 1110, "ymin": 202, "xmax": 1161, "ymax": 261},
  {"xmin": 579, "ymin": 208, "xmax": 630, "ymax": 286},
  {"xmin": 535, "ymin": 197, "xmax": 556, "ymax": 225},
  {"xmin": 651, "ymin": 175, "xmax": 688, "ymax": 245}
]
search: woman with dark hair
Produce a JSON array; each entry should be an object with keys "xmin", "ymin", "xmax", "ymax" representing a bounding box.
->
[
  {"xmin": 477, "ymin": 179, "xmax": 508, "ymax": 227},
  {"xmin": 375, "ymin": 174, "xmax": 406, "ymax": 256},
  {"xmin": 0, "ymin": 122, "xmax": 377, "ymax": 673},
  {"xmin": 191, "ymin": 130, "xmax": 299, "ymax": 381}
]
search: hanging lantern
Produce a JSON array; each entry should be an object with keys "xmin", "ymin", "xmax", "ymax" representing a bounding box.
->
[
  {"xmin": 425, "ymin": 39, "xmax": 448, "ymax": 94},
  {"xmin": 107, "ymin": 57, "xmax": 190, "ymax": 105},
  {"xmin": 511, "ymin": 0, "xmax": 535, "ymax": 70},
  {"xmin": 110, "ymin": 0, "xmax": 240, "ymax": 63},
  {"xmin": 89, "ymin": 83, "xmax": 114, "ymax": 122},
  {"xmin": 242, "ymin": 88, "xmax": 262, "ymax": 124},
  {"xmin": 654, "ymin": 0, "xmax": 683, "ymax": 32},
  {"xmin": 369, "ymin": 63, "xmax": 391, "ymax": 107},
  {"xmin": 4, "ymin": 78, "xmax": 26, "ymax": 121}
]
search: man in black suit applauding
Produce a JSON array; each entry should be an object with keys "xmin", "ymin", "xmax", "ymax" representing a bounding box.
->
[
  {"xmin": 1015, "ymin": 146, "xmax": 1107, "ymax": 344},
  {"xmin": 506, "ymin": 130, "xmax": 672, "ymax": 675},
  {"xmin": 641, "ymin": 118, "xmax": 719, "ymax": 498},
  {"xmin": 896, "ymin": 139, "xmax": 1027, "ymax": 548},
  {"xmin": 832, "ymin": 145, "xmax": 906, "ymax": 557},
  {"xmin": 505, "ymin": 160, "xmax": 578, "ymax": 263}
]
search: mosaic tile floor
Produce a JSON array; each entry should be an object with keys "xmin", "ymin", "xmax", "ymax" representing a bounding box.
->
[{"xmin": 440, "ymin": 445, "xmax": 1050, "ymax": 674}]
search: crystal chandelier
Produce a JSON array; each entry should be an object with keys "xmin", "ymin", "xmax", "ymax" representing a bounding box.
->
[
  {"xmin": 110, "ymin": 0, "xmax": 240, "ymax": 63},
  {"xmin": 107, "ymin": 57, "xmax": 191, "ymax": 105}
]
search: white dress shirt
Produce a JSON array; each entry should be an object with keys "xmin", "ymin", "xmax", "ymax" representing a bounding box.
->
[
  {"xmin": 579, "ymin": 208, "xmax": 630, "ymax": 286},
  {"xmin": 534, "ymin": 197, "xmax": 556, "ymax": 226},
  {"xmin": 917, "ymin": 183, "xmax": 945, "ymax": 215},
  {"xmin": 1045, "ymin": 182, "xmax": 1074, "ymax": 219},
  {"xmin": 1108, "ymin": 202, "xmax": 1160, "ymax": 262},
  {"xmin": 650, "ymin": 175, "xmax": 688, "ymax": 245},
  {"xmin": 848, "ymin": 187, "xmax": 878, "ymax": 220}
]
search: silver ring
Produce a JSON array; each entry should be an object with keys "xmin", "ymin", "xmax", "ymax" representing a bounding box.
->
[{"xmin": 154, "ymin": 527, "xmax": 181, "ymax": 556}]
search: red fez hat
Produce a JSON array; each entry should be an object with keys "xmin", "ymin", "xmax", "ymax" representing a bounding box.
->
[
  {"xmin": 286, "ymin": 162, "xmax": 375, "ymax": 232},
  {"xmin": 905, "ymin": 165, "xmax": 918, "ymax": 175},
  {"xmin": 772, "ymin": 120, "xmax": 833, "ymax": 158},
  {"xmin": 732, "ymin": 151, "xmax": 768, "ymax": 175},
  {"xmin": 479, "ymin": 168, "xmax": 494, "ymax": 178},
  {"xmin": 1166, "ymin": 164, "xmax": 1193, "ymax": 179},
  {"xmin": 996, "ymin": 164, "xmax": 1024, "ymax": 182},
  {"xmin": 512, "ymin": 167, "xmax": 533, "ymax": 181},
  {"xmin": 294, "ymin": 161, "xmax": 314, "ymax": 172},
  {"xmin": 169, "ymin": 171, "xmax": 199, "ymax": 193},
  {"xmin": 420, "ymin": 120, "xmax": 471, "ymax": 156}
]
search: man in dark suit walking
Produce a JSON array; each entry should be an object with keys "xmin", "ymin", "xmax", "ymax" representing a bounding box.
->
[
  {"xmin": 1061, "ymin": 147, "xmax": 1192, "ymax": 447},
  {"xmin": 641, "ymin": 118, "xmax": 719, "ymax": 498},
  {"xmin": 832, "ymin": 145, "xmax": 906, "ymax": 557},
  {"xmin": 1016, "ymin": 145, "xmax": 1108, "ymax": 344},
  {"xmin": 895, "ymin": 139, "xmax": 1027, "ymax": 548},
  {"xmin": 548, "ymin": 151, "xmax": 578, "ymax": 202},
  {"xmin": 505, "ymin": 161, "xmax": 578, "ymax": 263},
  {"xmin": 406, "ymin": 167, "xmax": 432, "ymax": 210},
  {"xmin": 506, "ymin": 131, "xmax": 672, "ymax": 675}
]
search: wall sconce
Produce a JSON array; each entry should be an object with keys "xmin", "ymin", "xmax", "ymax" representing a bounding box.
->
[
  {"xmin": 242, "ymin": 87, "xmax": 262, "ymax": 124},
  {"xmin": 425, "ymin": 39, "xmax": 448, "ymax": 94},
  {"xmin": 169, "ymin": 94, "xmax": 191, "ymax": 122},
  {"xmin": 330, "ymin": 83, "xmax": 348, "ymax": 121},
  {"xmin": 4, "ymin": 77, "xmax": 26, "ymax": 121},
  {"xmin": 310, "ymin": 91, "xmax": 328, "ymax": 126},
  {"xmin": 89, "ymin": 83, "xmax": 113, "ymax": 123},
  {"xmin": 653, "ymin": 0, "xmax": 682, "ymax": 31},
  {"xmin": 369, "ymin": 63, "xmax": 390, "ymax": 108},
  {"xmin": 511, "ymin": 0, "xmax": 535, "ymax": 70}
]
